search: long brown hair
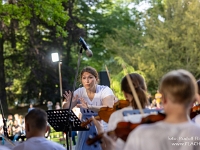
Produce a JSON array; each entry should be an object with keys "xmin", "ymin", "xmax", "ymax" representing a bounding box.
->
[{"xmin": 121, "ymin": 73, "xmax": 147, "ymax": 109}]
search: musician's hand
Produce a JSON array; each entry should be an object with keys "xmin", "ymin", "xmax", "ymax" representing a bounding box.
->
[
  {"xmin": 76, "ymin": 98, "xmax": 88, "ymax": 109},
  {"xmin": 91, "ymin": 116, "xmax": 104, "ymax": 134},
  {"xmin": 63, "ymin": 91, "xmax": 78, "ymax": 108},
  {"xmin": 101, "ymin": 133, "xmax": 116, "ymax": 150}
]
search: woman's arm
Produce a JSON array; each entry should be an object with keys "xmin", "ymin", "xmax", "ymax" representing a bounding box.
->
[
  {"xmin": 77, "ymin": 95, "xmax": 115, "ymax": 112},
  {"xmin": 88, "ymin": 95, "xmax": 115, "ymax": 112}
]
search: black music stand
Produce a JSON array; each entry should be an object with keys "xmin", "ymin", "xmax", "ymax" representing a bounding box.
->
[
  {"xmin": 46, "ymin": 109, "xmax": 88, "ymax": 150},
  {"xmin": 46, "ymin": 109, "xmax": 88, "ymax": 132}
]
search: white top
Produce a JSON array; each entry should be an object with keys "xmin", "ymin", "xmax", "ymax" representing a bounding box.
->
[
  {"xmin": 0, "ymin": 145, "xmax": 10, "ymax": 150},
  {"xmin": 124, "ymin": 121, "xmax": 200, "ymax": 150},
  {"xmin": 192, "ymin": 114, "xmax": 200, "ymax": 124},
  {"xmin": 74, "ymin": 85, "xmax": 114, "ymax": 130},
  {"xmin": 107, "ymin": 106, "xmax": 147, "ymax": 150},
  {"xmin": 74, "ymin": 85, "xmax": 114, "ymax": 108},
  {"xmin": 12, "ymin": 137, "xmax": 65, "ymax": 150},
  {"xmin": 107, "ymin": 106, "xmax": 133, "ymax": 131}
]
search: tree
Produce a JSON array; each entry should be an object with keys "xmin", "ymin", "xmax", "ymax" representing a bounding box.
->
[
  {"xmin": 0, "ymin": 0, "xmax": 69, "ymax": 112},
  {"xmin": 140, "ymin": 0, "xmax": 200, "ymax": 89},
  {"xmin": 103, "ymin": 0, "xmax": 200, "ymax": 94}
]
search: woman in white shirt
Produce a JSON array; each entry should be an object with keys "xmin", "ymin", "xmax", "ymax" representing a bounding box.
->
[{"xmin": 63, "ymin": 66, "xmax": 115, "ymax": 150}]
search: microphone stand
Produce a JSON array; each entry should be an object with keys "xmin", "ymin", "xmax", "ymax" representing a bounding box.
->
[{"xmin": 64, "ymin": 46, "xmax": 83, "ymax": 150}]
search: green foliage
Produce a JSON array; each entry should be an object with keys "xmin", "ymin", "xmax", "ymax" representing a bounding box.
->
[
  {"xmin": 103, "ymin": 0, "xmax": 200, "ymax": 94},
  {"xmin": 3, "ymin": 0, "xmax": 200, "ymax": 109},
  {"xmin": 0, "ymin": 0, "xmax": 69, "ymax": 108},
  {"xmin": 141, "ymin": 0, "xmax": 200, "ymax": 86}
]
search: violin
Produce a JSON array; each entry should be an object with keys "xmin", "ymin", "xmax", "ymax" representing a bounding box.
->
[
  {"xmin": 113, "ymin": 100, "xmax": 130, "ymax": 110},
  {"xmin": 87, "ymin": 113, "xmax": 166, "ymax": 145},
  {"xmin": 81, "ymin": 100, "xmax": 129, "ymax": 128},
  {"xmin": 190, "ymin": 104, "xmax": 200, "ymax": 119},
  {"xmin": 81, "ymin": 107, "xmax": 115, "ymax": 127}
]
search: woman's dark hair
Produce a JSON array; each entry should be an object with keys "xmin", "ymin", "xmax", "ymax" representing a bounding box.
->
[
  {"xmin": 197, "ymin": 79, "xmax": 200, "ymax": 95},
  {"xmin": 80, "ymin": 66, "xmax": 99, "ymax": 82},
  {"xmin": 121, "ymin": 73, "xmax": 147, "ymax": 109}
]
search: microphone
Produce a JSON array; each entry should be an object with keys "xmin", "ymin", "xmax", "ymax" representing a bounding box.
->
[{"xmin": 79, "ymin": 37, "xmax": 93, "ymax": 57}]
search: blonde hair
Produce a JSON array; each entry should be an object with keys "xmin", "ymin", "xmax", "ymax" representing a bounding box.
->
[{"xmin": 159, "ymin": 69, "xmax": 197, "ymax": 107}]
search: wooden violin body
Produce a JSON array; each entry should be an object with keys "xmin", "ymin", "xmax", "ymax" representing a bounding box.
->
[
  {"xmin": 87, "ymin": 113, "xmax": 166, "ymax": 145},
  {"xmin": 81, "ymin": 100, "xmax": 129, "ymax": 128},
  {"xmin": 113, "ymin": 100, "xmax": 130, "ymax": 110},
  {"xmin": 190, "ymin": 104, "xmax": 200, "ymax": 119}
]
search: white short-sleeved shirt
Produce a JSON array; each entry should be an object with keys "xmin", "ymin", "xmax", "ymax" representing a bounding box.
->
[
  {"xmin": 12, "ymin": 137, "xmax": 65, "ymax": 150},
  {"xmin": 124, "ymin": 121, "xmax": 200, "ymax": 150},
  {"xmin": 0, "ymin": 145, "xmax": 10, "ymax": 150},
  {"xmin": 192, "ymin": 114, "xmax": 200, "ymax": 125},
  {"xmin": 107, "ymin": 106, "xmax": 146, "ymax": 150},
  {"xmin": 74, "ymin": 85, "xmax": 114, "ymax": 109},
  {"xmin": 74, "ymin": 85, "xmax": 114, "ymax": 130}
]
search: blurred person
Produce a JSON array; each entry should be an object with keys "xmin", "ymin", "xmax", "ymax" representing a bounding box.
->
[
  {"xmin": 7, "ymin": 115, "xmax": 13, "ymax": 136},
  {"xmin": 28, "ymin": 104, "xmax": 34, "ymax": 113},
  {"xmin": 155, "ymin": 90, "xmax": 162, "ymax": 105},
  {"xmin": 12, "ymin": 120, "xmax": 21, "ymax": 142},
  {"xmin": 192, "ymin": 79, "xmax": 200, "ymax": 124},
  {"xmin": 55, "ymin": 102, "xmax": 61, "ymax": 110},
  {"xmin": 47, "ymin": 101, "xmax": 53, "ymax": 110},
  {"xmin": 12, "ymin": 108, "xmax": 65, "ymax": 150}
]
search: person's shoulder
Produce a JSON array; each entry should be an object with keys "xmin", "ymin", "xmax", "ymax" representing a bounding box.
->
[
  {"xmin": 96, "ymin": 85, "xmax": 112, "ymax": 92},
  {"xmin": 188, "ymin": 121, "xmax": 200, "ymax": 131},
  {"xmin": 110, "ymin": 109, "xmax": 123, "ymax": 119},
  {"xmin": 74, "ymin": 87, "xmax": 84, "ymax": 94},
  {"xmin": 97, "ymin": 85, "xmax": 107, "ymax": 89},
  {"xmin": 0, "ymin": 145, "xmax": 11, "ymax": 150},
  {"xmin": 12, "ymin": 142, "xmax": 24, "ymax": 150},
  {"xmin": 47, "ymin": 141, "xmax": 65, "ymax": 150}
]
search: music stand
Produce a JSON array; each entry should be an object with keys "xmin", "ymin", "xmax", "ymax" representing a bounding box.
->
[
  {"xmin": 46, "ymin": 109, "xmax": 88, "ymax": 149},
  {"xmin": 123, "ymin": 108, "xmax": 164, "ymax": 116}
]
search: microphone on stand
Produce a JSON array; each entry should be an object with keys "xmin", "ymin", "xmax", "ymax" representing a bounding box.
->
[{"xmin": 79, "ymin": 37, "xmax": 93, "ymax": 57}]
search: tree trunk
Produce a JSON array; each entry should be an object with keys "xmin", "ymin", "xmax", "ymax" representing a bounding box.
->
[{"xmin": 0, "ymin": 36, "xmax": 9, "ymax": 115}]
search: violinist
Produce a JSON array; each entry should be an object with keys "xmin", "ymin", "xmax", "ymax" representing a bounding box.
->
[
  {"xmin": 92, "ymin": 73, "xmax": 148, "ymax": 150},
  {"xmin": 63, "ymin": 66, "xmax": 115, "ymax": 150},
  {"xmin": 122, "ymin": 69, "xmax": 200, "ymax": 150},
  {"xmin": 192, "ymin": 79, "xmax": 200, "ymax": 124}
]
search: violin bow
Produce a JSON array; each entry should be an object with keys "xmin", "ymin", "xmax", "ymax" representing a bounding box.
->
[
  {"xmin": 105, "ymin": 65, "xmax": 112, "ymax": 89},
  {"xmin": 122, "ymin": 64, "xmax": 144, "ymax": 115},
  {"xmin": 105, "ymin": 65, "xmax": 118, "ymax": 99}
]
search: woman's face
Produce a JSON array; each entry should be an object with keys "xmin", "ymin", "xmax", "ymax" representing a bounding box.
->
[
  {"xmin": 123, "ymin": 92, "xmax": 133, "ymax": 103},
  {"xmin": 81, "ymin": 72, "xmax": 97, "ymax": 90}
]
